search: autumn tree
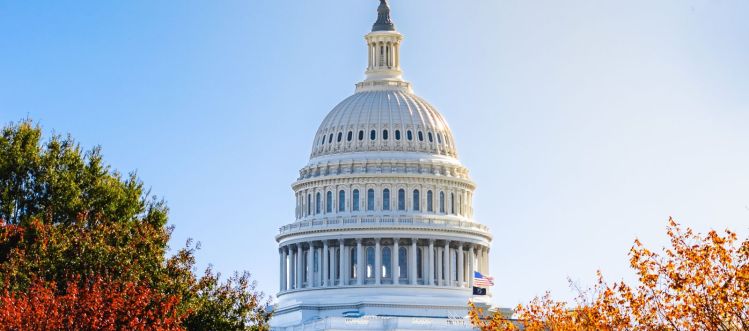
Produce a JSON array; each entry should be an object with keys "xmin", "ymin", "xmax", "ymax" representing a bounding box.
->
[
  {"xmin": 470, "ymin": 218, "xmax": 749, "ymax": 330},
  {"xmin": 0, "ymin": 120, "xmax": 271, "ymax": 330}
]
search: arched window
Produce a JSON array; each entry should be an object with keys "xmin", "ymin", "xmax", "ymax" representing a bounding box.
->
[
  {"xmin": 418, "ymin": 131, "xmax": 424, "ymax": 141},
  {"xmin": 437, "ymin": 133, "xmax": 443, "ymax": 144},
  {"xmin": 382, "ymin": 189, "xmax": 390, "ymax": 211},
  {"xmin": 383, "ymin": 130, "xmax": 389, "ymax": 140},
  {"xmin": 328, "ymin": 133, "xmax": 333, "ymax": 144},
  {"xmin": 352, "ymin": 189, "xmax": 360, "ymax": 211},
  {"xmin": 366, "ymin": 247, "xmax": 375, "ymax": 278},
  {"xmin": 398, "ymin": 189, "xmax": 406, "ymax": 211},
  {"xmin": 316, "ymin": 192, "xmax": 321, "ymax": 214},
  {"xmin": 382, "ymin": 247, "xmax": 392, "ymax": 279},
  {"xmin": 407, "ymin": 130, "xmax": 413, "ymax": 141},
  {"xmin": 398, "ymin": 247, "xmax": 408, "ymax": 280},
  {"xmin": 347, "ymin": 131, "xmax": 353, "ymax": 141},
  {"xmin": 337, "ymin": 132, "xmax": 342, "ymax": 142},
  {"xmin": 367, "ymin": 189, "xmax": 375, "ymax": 211},
  {"xmin": 338, "ymin": 190, "xmax": 346, "ymax": 212},
  {"xmin": 370, "ymin": 130, "xmax": 376, "ymax": 141},
  {"xmin": 451, "ymin": 193, "xmax": 455, "ymax": 215},
  {"xmin": 413, "ymin": 190, "xmax": 420, "ymax": 211},
  {"xmin": 307, "ymin": 194, "xmax": 311, "ymax": 216},
  {"xmin": 395, "ymin": 130, "xmax": 401, "ymax": 140},
  {"xmin": 428, "ymin": 132, "xmax": 433, "ymax": 142},
  {"xmin": 427, "ymin": 190, "xmax": 433, "ymax": 212},
  {"xmin": 321, "ymin": 136, "xmax": 325, "ymax": 145},
  {"xmin": 358, "ymin": 130, "xmax": 364, "ymax": 141},
  {"xmin": 326, "ymin": 191, "xmax": 332, "ymax": 213},
  {"xmin": 439, "ymin": 191, "xmax": 445, "ymax": 213},
  {"xmin": 350, "ymin": 247, "xmax": 357, "ymax": 279}
]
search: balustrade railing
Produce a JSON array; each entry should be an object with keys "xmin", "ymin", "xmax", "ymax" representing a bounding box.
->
[{"xmin": 279, "ymin": 215, "xmax": 489, "ymax": 235}]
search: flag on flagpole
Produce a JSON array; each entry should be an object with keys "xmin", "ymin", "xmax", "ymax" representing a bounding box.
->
[{"xmin": 473, "ymin": 271, "xmax": 494, "ymax": 288}]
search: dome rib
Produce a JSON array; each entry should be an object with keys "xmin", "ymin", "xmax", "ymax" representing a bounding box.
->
[{"xmin": 310, "ymin": 89, "xmax": 458, "ymax": 159}]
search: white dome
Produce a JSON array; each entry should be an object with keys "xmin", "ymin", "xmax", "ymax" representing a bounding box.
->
[
  {"xmin": 311, "ymin": 88, "xmax": 458, "ymax": 159},
  {"xmin": 273, "ymin": 3, "xmax": 493, "ymax": 329}
]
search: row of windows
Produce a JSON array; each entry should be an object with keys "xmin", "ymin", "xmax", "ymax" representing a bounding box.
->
[
  {"xmin": 318, "ymin": 129, "xmax": 449, "ymax": 146},
  {"xmin": 301, "ymin": 189, "xmax": 465, "ymax": 216}
]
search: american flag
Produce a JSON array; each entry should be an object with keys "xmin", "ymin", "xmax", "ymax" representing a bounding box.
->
[{"xmin": 473, "ymin": 271, "xmax": 494, "ymax": 288}]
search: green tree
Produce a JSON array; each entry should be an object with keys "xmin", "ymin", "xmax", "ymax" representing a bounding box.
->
[{"xmin": 0, "ymin": 119, "xmax": 271, "ymax": 330}]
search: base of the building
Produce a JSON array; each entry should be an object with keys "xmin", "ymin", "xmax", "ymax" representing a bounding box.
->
[
  {"xmin": 270, "ymin": 286, "xmax": 493, "ymax": 330},
  {"xmin": 272, "ymin": 315, "xmax": 479, "ymax": 331}
]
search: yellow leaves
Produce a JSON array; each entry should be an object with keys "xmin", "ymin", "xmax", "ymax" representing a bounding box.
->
[{"xmin": 469, "ymin": 218, "xmax": 749, "ymax": 330}]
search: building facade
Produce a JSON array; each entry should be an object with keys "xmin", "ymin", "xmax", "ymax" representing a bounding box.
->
[{"xmin": 271, "ymin": 1, "xmax": 493, "ymax": 330}]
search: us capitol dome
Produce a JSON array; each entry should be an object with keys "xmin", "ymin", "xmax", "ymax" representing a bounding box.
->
[{"xmin": 271, "ymin": 1, "xmax": 493, "ymax": 329}]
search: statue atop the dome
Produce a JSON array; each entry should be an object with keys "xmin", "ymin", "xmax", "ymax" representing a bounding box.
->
[{"xmin": 372, "ymin": 0, "xmax": 396, "ymax": 32}]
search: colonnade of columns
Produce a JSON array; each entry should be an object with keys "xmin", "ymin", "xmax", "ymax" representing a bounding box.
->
[
  {"xmin": 367, "ymin": 41, "xmax": 400, "ymax": 70},
  {"xmin": 279, "ymin": 238, "xmax": 489, "ymax": 293}
]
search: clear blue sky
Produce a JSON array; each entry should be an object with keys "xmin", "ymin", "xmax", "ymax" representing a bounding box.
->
[{"xmin": 1, "ymin": 1, "xmax": 747, "ymax": 307}]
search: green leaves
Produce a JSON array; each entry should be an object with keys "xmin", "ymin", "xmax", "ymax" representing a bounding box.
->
[{"xmin": 0, "ymin": 119, "xmax": 271, "ymax": 330}]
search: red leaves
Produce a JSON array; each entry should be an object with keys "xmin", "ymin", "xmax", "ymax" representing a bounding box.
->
[{"xmin": 0, "ymin": 276, "xmax": 186, "ymax": 331}]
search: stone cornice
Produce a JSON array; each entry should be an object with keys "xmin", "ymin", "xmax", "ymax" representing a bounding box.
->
[
  {"xmin": 276, "ymin": 216, "xmax": 492, "ymax": 242},
  {"xmin": 292, "ymin": 173, "xmax": 476, "ymax": 191}
]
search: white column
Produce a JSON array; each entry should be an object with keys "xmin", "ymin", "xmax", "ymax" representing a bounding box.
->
[
  {"xmin": 322, "ymin": 242, "xmax": 329, "ymax": 287},
  {"xmin": 296, "ymin": 244, "xmax": 303, "ymax": 289},
  {"xmin": 436, "ymin": 247, "xmax": 443, "ymax": 286},
  {"xmin": 375, "ymin": 238, "xmax": 382, "ymax": 285},
  {"xmin": 395, "ymin": 42, "xmax": 400, "ymax": 68},
  {"xmin": 427, "ymin": 240, "xmax": 435, "ymax": 285},
  {"xmin": 478, "ymin": 247, "xmax": 484, "ymax": 273},
  {"xmin": 458, "ymin": 244, "xmax": 465, "ymax": 287},
  {"xmin": 392, "ymin": 238, "xmax": 399, "ymax": 284},
  {"xmin": 288, "ymin": 249, "xmax": 293, "ymax": 289},
  {"xmin": 356, "ymin": 239, "xmax": 364, "ymax": 285},
  {"xmin": 306, "ymin": 243, "xmax": 313, "ymax": 288},
  {"xmin": 469, "ymin": 246, "xmax": 475, "ymax": 288},
  {"xmin": 279, "ymin": 248, "xmax": 285, "ymax": 291},
  {"xmin": 339, "ymin": 240, "xmax": 346, "ymax": 286},
  {"xmin": 483, "ymin": 247, "xmax": 488, "ymax": 274},
  {"xmin": 444, "ymin": 241, "xmax": 451, "ymax": 287},
  {"xmin": 410, "ymin": 239, "xmax": 418, "ymax": 285},
  {"xmin": 328, "ymin": 246, "xmax": 335, "ymax": 286}
]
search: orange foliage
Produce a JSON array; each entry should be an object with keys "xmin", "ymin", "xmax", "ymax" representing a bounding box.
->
[
  {"xmin": 470, "ymin": 218, "xmax": 749, "ymax": 330},
  {"xmin": 0, "ymin": 276, "xmax": 185, "ymax": 331}
]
